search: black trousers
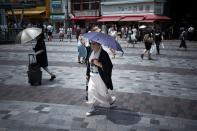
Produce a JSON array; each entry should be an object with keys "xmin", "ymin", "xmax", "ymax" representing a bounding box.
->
[
  {"xmin": 85, "ymin": 46, "xmax": 91, "ymax": 64},
  {"xmin": 155, "ymin": 41, "xmax": 161, "ymax": 54},
  {"xmin": 179, "ymin": 39, "xmax": 187, "ymax": 48}
]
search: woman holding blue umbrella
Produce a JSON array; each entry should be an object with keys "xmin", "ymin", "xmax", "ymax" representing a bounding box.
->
[
  {"xmin": 85, "ymin": 41, "xmax": 116, "ymax": 116},
  {"xmin": 83, "ymin": 32, "xmax": 124, "ymax": 53}
]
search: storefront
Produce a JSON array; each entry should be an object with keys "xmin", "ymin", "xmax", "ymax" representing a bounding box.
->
[
  {"xmin": 50, "ymin": 14, "xmax": 65, "ymax": 33},
  {"xmin": 50, "ymin": 0, "xmax": 66, "ymax": 32},
  {"xmin": 70, "ymin": 0, "xmax": 100, "ymax": 28},
  {"xmin": 99, "ymin": 0, "xmax": 170, "ymax": 28},
  {"xmin": 6, "ymin": 0, "xmax": 50, "ymax": 24},
  {"xmin": 0, "ymin": 1, "xmax": 37, "ymax": 43},
  {"xmin": 0, "ymin": 9, "xmax": 6, "ymax": 25},
  {"xmin": 71, "ymin": 15, "xmax": 100, "ymax": 28}
]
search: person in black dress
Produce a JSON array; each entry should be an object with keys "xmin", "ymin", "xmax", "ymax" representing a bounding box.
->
[
  {"xmin": 34, "ymin": 33, "xmax": 56, "ymax": 81},
  {"xmin": 154, "ymin": 29, "xmax": 163, "ymax": 55}
]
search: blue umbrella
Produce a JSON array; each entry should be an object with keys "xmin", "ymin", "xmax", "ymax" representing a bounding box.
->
[{"xmin": 83, "ymin": 32, "xmax": 124, "ymax": 53}]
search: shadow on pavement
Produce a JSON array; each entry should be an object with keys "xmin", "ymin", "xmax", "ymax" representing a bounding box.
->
[{"xmin": 93, "ymin": 106, "xmax": 141, "ymax": 125}]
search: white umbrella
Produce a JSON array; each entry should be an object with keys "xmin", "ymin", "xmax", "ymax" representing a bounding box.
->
[
  {"xmin": 16, "ymin": 27, "xmax": 42, "ymax": 44},
  {"xmin": 188, "ymin": 27, "xmax": 194, "ymax": 32},
  {"xmin": 139, "ymin": 25, "xmax": 147, "ymax": 29}
]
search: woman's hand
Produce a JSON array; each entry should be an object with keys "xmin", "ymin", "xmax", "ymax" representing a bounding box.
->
[
  {"xmin": 86, "ymin": 75, "xmax": 90, "ymax": 80},
  {"xmin": 92, "ymin": 59, "xmax": 102, "ymax": 68}
]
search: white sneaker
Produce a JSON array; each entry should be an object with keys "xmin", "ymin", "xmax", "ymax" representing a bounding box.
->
[
  {"xmin": 110, "ymin": 96, "xmax": 116, "ymax": 105},
  {"xmin": 86, "ymin": 108, "xmax": 96, "ymax": 116},
  {"xmin": 86, "ymin": 111, "xmax": 92, "ymax": 116}
]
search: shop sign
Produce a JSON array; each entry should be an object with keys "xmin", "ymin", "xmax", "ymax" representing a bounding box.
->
[
  {"xmin": 52, "ymin": 1, "xmax": 62, "ymax": 9},
  {"xmin": 74, "ymin": 10, "xmax": 99, "ymax": 16},
  {"xmin": 101, "ymin": 3, "xmax": 163, "ymax": 15},
  {"xmin": 51, "ymin": 15, "xmax": 65, "ymax": 20}
]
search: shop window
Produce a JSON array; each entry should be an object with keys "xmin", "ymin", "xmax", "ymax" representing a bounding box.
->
[
  {"xmin": 27, "ymin": 0, "xmax": 45, "ymax": 6},
  {"xmin": 145, "ymin": 5, "xmax": 150, "ymax": 12},
  {"xmin": 73, "ymin": 4, "xmax": 80, "ymax": 10},
  {"xmin": 91, "ymin": 2, "xmax": 99, "ymax": 10},
  {"xmin": 128, "ymin": 6, "xmax": 132, "ymax": 11},
  {"xmin": 72, "ymin": 0, "xmax": 79, "ymax": 3},
  {"xmin": 155, "ymin": 8, "xmax": 161, "ymax": 14},
  {"xmin": 84, "ymin": 0, "xmax": 91, "ymax": 2},
  {"xmin": 133, "ymin": 5, "xmax": 137, "ymax": 12},
  {"xmin": 139, "ymin": 5, "xmax": 143, "ymax": 11},
  {"xmin": 83, "ymin": 3, "xmax": 89, "ymax": 10},
  {"xmin": 155, "ymin": 3, "xmax": 162, "ymax": 14}
]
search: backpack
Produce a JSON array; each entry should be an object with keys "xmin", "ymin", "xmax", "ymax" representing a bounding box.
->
[{"xmin": 144, "ymin": 34, "xmax": 153, "ymax": 43}]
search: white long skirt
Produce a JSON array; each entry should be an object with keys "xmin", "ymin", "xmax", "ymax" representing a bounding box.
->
[{"xmin": 87, "ymin": 73, "xmax": 113, "ymax": 106}]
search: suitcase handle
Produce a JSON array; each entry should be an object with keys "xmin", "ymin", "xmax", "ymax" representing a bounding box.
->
[{"xmin": 28, "ymin": 53, "xmax": 36, "ymax": 64}]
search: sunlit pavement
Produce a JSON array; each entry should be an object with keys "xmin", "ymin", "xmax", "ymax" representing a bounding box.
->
[{"xmin": 0, "ymin": 37, "xmax": 197, "ymax": 131}]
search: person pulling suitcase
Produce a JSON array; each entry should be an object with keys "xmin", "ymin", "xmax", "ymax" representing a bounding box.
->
[
  {"xmin": 27, "ymin": 53, "xmax": 42, "ymax": 85},
  {"xmin": 34, "ymin": 33, "xmax": 56, "ymax": 81}
]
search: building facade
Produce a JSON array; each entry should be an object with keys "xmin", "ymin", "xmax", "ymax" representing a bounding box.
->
[
  {"xmin": 99, "ymin": 0, "xmax": 170, "ymax": 23},
  {"xmin": 6, "ymin": 0, "xmax": 50, "ymax": 25},
  {"xmin": 0, "ymin": 9, "xmax": 6, "ymax": 26},
  {"xmin": 50, "ymin": 0, "xmax": 68, "ymax": 32},
  {"xmin": 70, "ymin": 0, "xmax": 100, "ymax": 28},
  {"xmin": 67, "ymin": 0, "xmax": 170, "ymax": 30},
  {"xmin": 0, "ymin": 0, "xmax": 7, "ymax": 26}
]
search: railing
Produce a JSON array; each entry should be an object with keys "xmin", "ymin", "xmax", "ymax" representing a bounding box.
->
[
  {"xmin": 73, "ymin": 10, "xmax": 100, "ymax": 16},
  {"xmin": 0, "ymin": 28, "xmax": 23, "ymax": 44}
]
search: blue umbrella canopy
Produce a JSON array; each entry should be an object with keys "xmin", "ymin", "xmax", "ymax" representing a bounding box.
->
[{"xmin": 83, "ymin": 32, "xmax": 124, "ymax": 53}]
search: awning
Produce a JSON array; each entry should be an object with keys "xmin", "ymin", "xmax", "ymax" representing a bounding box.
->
[
  {"xmin": 7, "ymin": 10, "xmax": 45, "ymax": 15},
  {"xmin": 120, "ymin": 16, "xmax": 144, "ymax": 21},
  {"xmin": 139, "ymin": 20, "xmax": 155, "ymax": 23},
  {"xmin": 71, "ymin": 16, "xmax": 99, "ymax": 21},
  {"xmin": 145, "ymin": 15, "xmax": 171, "ymax": 21},
  {"xmin": 97, "ymin": 16, "xmax": 122, "ymax": 22}
]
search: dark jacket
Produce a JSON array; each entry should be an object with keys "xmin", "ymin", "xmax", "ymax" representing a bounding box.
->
[
  {"xmin": 35, "ymin": 37, "xmax": 48, "ymax": 68},
  {"xmin": 86, "ymin": 48, "xmax": 113, "ymax": 90},
  {"xmin": 154, "ymin": 32, "xmax": 162, "ymax": 42}
]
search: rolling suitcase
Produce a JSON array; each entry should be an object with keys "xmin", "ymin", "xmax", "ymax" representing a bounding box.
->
[{"xmin": 27, "ymin": 54, "xmax": 42, "ymax": 85}]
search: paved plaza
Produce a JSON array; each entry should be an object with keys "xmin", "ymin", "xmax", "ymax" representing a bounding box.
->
[{"xmin": 0, "ymin": 37, "xmax": 197, "ymax": 131}]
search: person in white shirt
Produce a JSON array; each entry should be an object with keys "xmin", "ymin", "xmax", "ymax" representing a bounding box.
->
[
  {"xmin": 59, "ymin": 25, "xmax": 65, "ymax": 41},
  {"xmin": 86, "ymin": 41, "xmax": 116, "ymax": 116},
  {"xmin": 47, "ymin": 24, "xmax": 53, "ymax": 41},
  {"xmin": 132, "ymin": 26, "xmax": 137, "ymax": 37},
  {"xmin": 67, "ymin": 27, "xmax": 72, "ymax": 41}
]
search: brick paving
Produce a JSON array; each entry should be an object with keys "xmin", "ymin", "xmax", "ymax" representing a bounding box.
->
[{"xmin": 0, "ymin": 38, "xmax": 197, "ymax": 131}]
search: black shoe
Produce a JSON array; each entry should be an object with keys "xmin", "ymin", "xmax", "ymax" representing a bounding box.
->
[
  {"xmin": 86, "ymin": 92, "xmax": 88, "ymax": 101},
  {"xmin": 140, "ymin": 54, "xmax": 144, "ymax": 59},
  {"xmin": 110, "ymin": 96, "xmax": 116, "ymax": 105},
  {"xmin": 148, "ymin": 57, "xmax": 153, "ymax": 60},
  {"xmin": 50, "ymin": 75, "xmax": 56, "ymax": 81}
]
